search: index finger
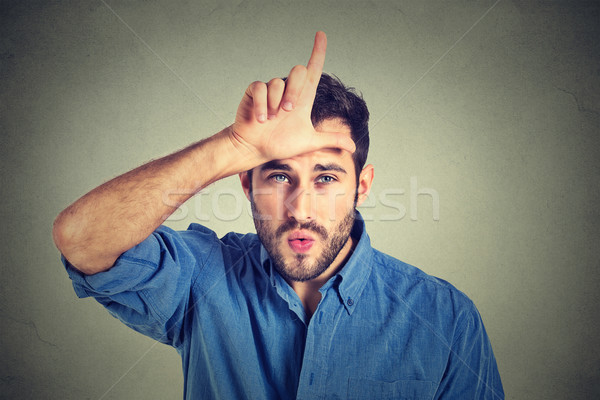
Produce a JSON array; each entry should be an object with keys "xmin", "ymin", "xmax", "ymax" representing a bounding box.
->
[{"xmin": 306, "ymin": 31, "xmax": 327, "ymax": 86}]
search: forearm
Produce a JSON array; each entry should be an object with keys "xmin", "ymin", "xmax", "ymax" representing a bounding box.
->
[
  {"xmin": 54, "ymin": 32, "xmax": 347, "ymax": 275},
  {"xmin": 53, "ymin": 127, "xmax": 260, "ymax": 275}
]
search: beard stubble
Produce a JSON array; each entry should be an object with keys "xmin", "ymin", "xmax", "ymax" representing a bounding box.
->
[{"xmin": 251, "ymin": 201, "xmax": 356, "ymax": 282}]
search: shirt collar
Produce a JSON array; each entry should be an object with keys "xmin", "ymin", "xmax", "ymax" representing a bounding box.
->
[
  {"xmin": 260, "ymin": 211, "xmax": 374, "ymax": 316},
  {"xmin": 333, "ymin": 212, "xmax": 373, "ymax": 315}
]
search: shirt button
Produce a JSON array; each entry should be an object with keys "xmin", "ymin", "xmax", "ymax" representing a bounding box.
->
[{"xmin": 346, "ymin": 298, "xmax": 354, "ymax": 306}]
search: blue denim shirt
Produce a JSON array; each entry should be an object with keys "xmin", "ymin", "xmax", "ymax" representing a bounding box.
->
[{"xmin": 63, "ymin": 217, "xmax": 503, "ymax": 399}]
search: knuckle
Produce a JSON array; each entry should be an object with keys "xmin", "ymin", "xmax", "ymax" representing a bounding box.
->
[
  {"xmin": 290, "ymin": 64, "xmax": 307, "ymax": 75},
  {"xmin": 292, "ymin": 65, "xmax": 306, "ymax": 73},
  {"xmin": 267, "ymin": 78, "xmax": 284, "ymax": 88},
  {"xmin": 251, "ymin": 81, "xmax": 266, "ymax": 91}
]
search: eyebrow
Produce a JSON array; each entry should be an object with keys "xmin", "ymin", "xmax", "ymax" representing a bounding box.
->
[
  {"xmin": 314, "ymin": 163, "xmax": 347, "ymax": 174},
  {"xmin": 259, "ymin": 161, "xmax": 347, "ymax": 174},
  {"xmin": 259, "ymin": 161, "xmax": 292, "ymax": 172}
]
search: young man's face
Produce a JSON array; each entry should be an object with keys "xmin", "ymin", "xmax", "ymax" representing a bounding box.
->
[{"xmin": 241, "ymin": 118, "xmax": 373, "ymax": 283}]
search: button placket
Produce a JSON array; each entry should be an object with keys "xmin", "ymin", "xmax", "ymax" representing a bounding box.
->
[{"xmin": 296, "ymin": 290, "xmax": 339, "ymax": 398}]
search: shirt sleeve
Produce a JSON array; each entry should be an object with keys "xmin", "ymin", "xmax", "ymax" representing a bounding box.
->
[
  {"xmin": 434, "ymin": 301, "xmax": 505, "ymax": 399},
  {"xmin": 62, "ymin": 224, "xmax": 218, "ymax": 348}
]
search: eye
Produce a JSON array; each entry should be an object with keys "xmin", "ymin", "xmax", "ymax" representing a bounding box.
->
[
  {"xmin": 316, "ymin": 175, "xmax": 336, "ymax": 184},
  {"xmin": 271, "ymin": 174, "xmax": 289, "ymax": 183}
]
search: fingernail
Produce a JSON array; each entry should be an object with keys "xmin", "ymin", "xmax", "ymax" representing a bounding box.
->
[
  {"xmin": 257, "ymin": 113, "xmax": 267, "ymax": 122},
  {"xmin": 267, "ymin": 114, "xmax": 277, "ymax": 120},
  {"xmin": 282, "ymin": 102, "xmax": 293, "ymax": 111}
]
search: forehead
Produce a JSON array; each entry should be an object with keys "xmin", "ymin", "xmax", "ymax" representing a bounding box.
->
[{"xmin": 258, "ymin": 118, "xmax": 353, "ymax": 172}]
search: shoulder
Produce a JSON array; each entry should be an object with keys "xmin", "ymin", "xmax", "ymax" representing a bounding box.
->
[
  {"xmin": 369, "ymin": 249, "xmax": 476, "ymax": 315},
  {"xmin": 176, "ymin": 223, "xmax": 260, "ymax": 255},
  {"xmin": 181, "ymin": 223, "xmax": 263, "ymax": 279},
  {"xmin": 143, "ymin": 224, "xmax": 262, "ymax": 279}
]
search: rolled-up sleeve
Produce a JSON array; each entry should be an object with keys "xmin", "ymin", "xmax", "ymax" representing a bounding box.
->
[{"xmin": 63, "ymin": 225, "xmax": 217, "ymax": 348}]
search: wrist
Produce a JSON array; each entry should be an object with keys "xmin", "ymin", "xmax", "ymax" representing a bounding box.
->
[
  {"xmin": 219, "ymin": 125, "xmax": 268, "ymax": 173},
  {"xmin": 192, "ymin": 127, "xmax": 266, "ymax": 184}
]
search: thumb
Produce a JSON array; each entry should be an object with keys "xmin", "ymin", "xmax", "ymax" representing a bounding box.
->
[{"xmin": 311, "ymin": 132, "xmax": 356, "ymax": 154}]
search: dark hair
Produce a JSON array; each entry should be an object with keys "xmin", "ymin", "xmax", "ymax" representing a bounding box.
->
[
  {"xmin": 311, "ymin": 73, "xmax": 370, "ymax": 180},
  {"xmin": 247, "ymin": 73, "xmax": 370, "ymax": 182}
]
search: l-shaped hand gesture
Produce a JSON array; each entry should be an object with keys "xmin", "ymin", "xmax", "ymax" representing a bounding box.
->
[{"xmin": 230, "ymin": 31, "xmax": 356, "ymax": 164}]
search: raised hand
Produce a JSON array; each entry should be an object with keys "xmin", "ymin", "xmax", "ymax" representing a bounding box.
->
[{"xmin": 229, "ymin": 31, "xmax": 356, "ymax": 165}]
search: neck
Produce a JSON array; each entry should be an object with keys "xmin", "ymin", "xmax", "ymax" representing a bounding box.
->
[{"xmin": 289, "ymin": 235, "xmax": 355, "ymax": 319}]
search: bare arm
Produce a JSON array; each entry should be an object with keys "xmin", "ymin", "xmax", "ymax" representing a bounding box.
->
[
  {"xmin": 52, "ymin": 32, "xmax": 354, "ymax": 275},
  {"xmin": 53, "ymin": 130, "xmax": 254, "ymax": 274}
]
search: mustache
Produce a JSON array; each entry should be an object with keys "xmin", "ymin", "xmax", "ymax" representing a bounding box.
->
[{"xmin": 275, "ymin": 219, "xmax": 328, "ymax": 239}]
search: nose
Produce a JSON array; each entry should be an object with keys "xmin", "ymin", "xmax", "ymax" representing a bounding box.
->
[{"xmin": 284, "ymin": 185, "xmax": 316, "ymax": 222}]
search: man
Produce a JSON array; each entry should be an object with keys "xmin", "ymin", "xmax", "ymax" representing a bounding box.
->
[{"xmin": 53, "ymin": 32, "xmax": 503, "ymax": 399}]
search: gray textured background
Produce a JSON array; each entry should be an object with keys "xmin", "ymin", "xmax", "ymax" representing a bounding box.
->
[{"xmin": 1, "ymin": 0, "xmax": 599, "ymax": 399}]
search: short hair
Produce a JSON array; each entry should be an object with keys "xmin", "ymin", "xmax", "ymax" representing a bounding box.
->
[
  {"xmin": 311, "ymin": 73, "xmax": 370, "ymax": 180},
  {"xmin": 247, "ymin": 73, "xmax": 370, "ymax": 182}
]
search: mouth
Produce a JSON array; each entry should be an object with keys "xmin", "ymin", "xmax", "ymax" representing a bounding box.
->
[{"xmin": 287, "ymin": 230, "xmax": 316, "ymax": 253}]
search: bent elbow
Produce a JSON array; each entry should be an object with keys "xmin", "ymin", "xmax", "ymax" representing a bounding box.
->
[
  {"xmin": 52, "ymin": 210, "xmax": 73, "ymax": 255},
  {"xmin": 52, "ymin": 211, "xmax": 114, "ymax": 275}
]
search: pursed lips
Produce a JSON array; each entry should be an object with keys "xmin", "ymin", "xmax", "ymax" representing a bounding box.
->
[{"xmin": 287, "ymin": 230, "xmax": 316, "ymax": 253}]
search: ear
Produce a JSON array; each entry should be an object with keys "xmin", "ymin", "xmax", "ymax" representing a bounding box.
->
[
  {"xmin": 239, "ymin": 171, "xmax": 252, "ymax": 201},
  {"xmin": 356, "ymin": 164, "xmax": 374, "ymax": 207}
]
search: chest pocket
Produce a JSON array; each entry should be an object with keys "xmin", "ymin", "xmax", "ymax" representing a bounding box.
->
[{"xmin": 347, "ymin": 378, "xmax": 436, "ymax": 400}]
